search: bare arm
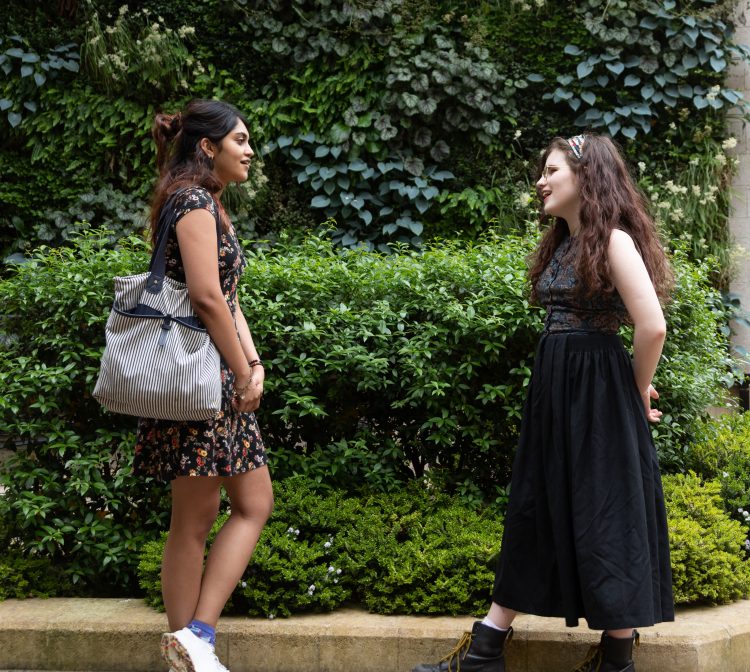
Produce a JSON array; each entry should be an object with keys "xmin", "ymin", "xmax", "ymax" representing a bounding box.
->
[
  {"xmin": 235, "ymin": 304, "xmax": 265, "ymax": 404},
  {"xmin": 608, "ymin": 228, "xmax": 666, "ymax": 422},
  {"xmin": 175, "ymin": 208, "xmax": 259, "ymax": 412}
]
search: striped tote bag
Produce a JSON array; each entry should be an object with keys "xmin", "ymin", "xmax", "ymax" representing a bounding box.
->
[{"xmin": 93, "ymin": 191, "xmax": 221, "ymax": 421}]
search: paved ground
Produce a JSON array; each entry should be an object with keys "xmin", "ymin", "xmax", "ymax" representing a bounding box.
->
[{"xmin": 1, "ymin": 597, "xmax": 750, "ymax": 672}]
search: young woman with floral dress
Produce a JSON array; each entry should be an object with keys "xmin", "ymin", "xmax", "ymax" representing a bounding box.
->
[{"xmin": 133, "ymin": 99, "xmax": 272, "ymax": 672}]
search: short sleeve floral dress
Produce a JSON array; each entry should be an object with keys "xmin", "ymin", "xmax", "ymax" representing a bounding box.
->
[
  {"xmin": 133, "ymin": 186, "xmax": 267, "ymax": 482},
  {"xmin": 492, "ymin": 233, "xmax": 674, "ymax": 630}
]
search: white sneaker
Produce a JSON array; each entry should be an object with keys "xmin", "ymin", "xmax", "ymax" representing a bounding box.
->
[{"xmin": 161, "ymin": 627, "xmax": 229, "ymax": 672}]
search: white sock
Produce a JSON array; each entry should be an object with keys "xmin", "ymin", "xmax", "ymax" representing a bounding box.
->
[{"xmin": 481, "ymin": 616, "xmax": 509, "ymax": 631}]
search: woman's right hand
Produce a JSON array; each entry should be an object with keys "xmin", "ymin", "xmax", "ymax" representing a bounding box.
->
[
  {"xmin": 641, "ymin": 384, "xmax": 663, "ymax": 423},
  {"xmin": 232, "ymin": 372, "xmax": 263, "ymax": 413}
]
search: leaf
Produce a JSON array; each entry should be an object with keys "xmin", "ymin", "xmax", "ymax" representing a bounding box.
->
[
  {"xmin": 5, "ymin": 47, "xmax": 24, "ymax": 58},
  {"xmin": 621, "ymin": 126, "xmax": 637, "ymax": 139},
  {"xmin": 351, "ymin": 198, "xmax": 364, "ymax": 210},
  {"xmin": 577, "ymin": 62, "xmax": 594, "ymax": 79},
  {"xmin": 21, "ymin": 52, "xmax": 40, "ymax": 63},
  {"xmin": 557, "ymin": 75, "xmax": 574, "ymax": 86},
  {"xmin": 403, "ymin": 156, "xmax": 424, "ymax": 177},
  {"xmin": 33, "ymin": 71, "xmax": 46, "ymax": 86},
  {"xmin": 20, "ymin": 64, "xmax": 33, "ymax": 77},
  {"xmin": 422, "ymin": 186, "xmax": 439, "ymax": 200},
  {"xmin": 597, "ymin": 75, "xmax": 610, "ymax": 87},
  {"xmin": 290, "ymin": 148, "xmax": 304, "ymax": 160},
  {"xmin": 0, "ymin": 98, "xmax": 11, "ymax": 111},
  {"xmin": 23, "ymin": 100, "xmax": 37, "ymax": 112},
  {"xmin": 526, "ymin": 73, "xmax": 544, "ymax": 82},
  {"xmin": 314, "ymin": 146, "xmax": 330, "ymax": 158},
  {"xmin": 605, "ymin": 62, "xmax": 625, "ymax": 75},
  {"xmin": 319, "ymin": 167, "xmax": 337, "ymax": 180},
  {"xmin": 359, "ymin": 209, "xmax": 372, "ymax": 225},
  {"xmin": 564, "ymin": 45, "xmax": 583, "ymax": 56},
  {"xmin": 8, "ymin": 111, "xmax": 22, "ymax": 127},
  {"xmin": 682, "ymin": 53, "xmax": 699, "ymax": 70},
  {"xmin": 678, "ymin": 84, "xmax": 693, "ymax": 98},
  {"xmin": 278, "ymin": 136, "xmax": 293, "ymax": 148},
  {"xmin": 429, "ymin": 140, "xmax": 450, "ymax": 163},
  {"xmin": 310, "ymin": 196, "xmax": 331, "ymax": 208},
  {"xmin": 348, "ymin": 159, "xmax": 367, "ymax": 172},
  {"xmin": 624, "ymin": 75, "xmax": 641, "ymax": 87},
  {"xmin": 580, "ymin": 91, "xmax": 596, "ymax": 106},
  {"xmin": 710, "ymin": 56, "xmax": 726, "ymax": 72}
]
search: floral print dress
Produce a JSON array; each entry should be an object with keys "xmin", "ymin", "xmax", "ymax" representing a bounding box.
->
[{"xmin": 134, "ymin": 186, "xmax": 267, "ymax": 482}]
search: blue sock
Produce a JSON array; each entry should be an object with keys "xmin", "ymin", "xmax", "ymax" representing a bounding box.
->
[{"xmin": 187, "ymin": 619, "xmax": 216, "ymax": 646}]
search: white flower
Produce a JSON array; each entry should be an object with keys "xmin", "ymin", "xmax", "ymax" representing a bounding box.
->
[
  {"xmin": 692, "ymin": 185, "xmax": 701, "ymax": 196},
  {"xmin": 722, "ymin": 471, "xmax": 729, "ymax": 478},
  {"xmin": 336, "ymin": 568, "xmax": 342, "ymax": 574},
  {"xmin": 669, "ymin": 122, "xmax": 676, "ymax": 130},
  {"xmin": 715, "ymin": 153, "xmax": 727, "ymax": 166},
  {"xmin": 517, "ymin": 192, "xmax": 532, "ymax": 209},
  {"xmin": 328, "ymin": 566, "xmax": 335, "ymax": 573},
  {"xmin": 637, "ymin": 161, "xmax": 646, "ymax": 173},
  {"xmin": 514, "ymin": 129, "xmax": 522, "ymax": 140},
  {"xmin": 240, "ymin": 580, "xmax": 247, "ymax": 588},
  {"xmin": 324, "ymin": 541, "xmax": 331, "ymax": 548},
  {"xmin": 118, "ymin": 4, "xmax": 128, "ymax": 15},
  {"xmin": 268, "ymin": 613, "xmax": 275, "ymax": 619},
  {"xmin": 689, "ymin": 157, "xmax": 699, "ymax": 166},
  {"xmin": 307, "ymin": 584, "xmax": 316, "ymax": 595},
  {"xmin": 722, "ymin": 137, "xmax": 738, "ymax": 150}
]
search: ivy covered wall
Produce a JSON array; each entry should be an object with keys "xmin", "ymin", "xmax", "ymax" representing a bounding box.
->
[{"xmin": 0, "ymin": 0, "xmax": 746, "ymax": 268}]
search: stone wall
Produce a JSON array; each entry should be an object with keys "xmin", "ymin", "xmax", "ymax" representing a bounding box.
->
[{"xmin": 728, "ymin": 2, "xmax": 750, "ymax": 373}]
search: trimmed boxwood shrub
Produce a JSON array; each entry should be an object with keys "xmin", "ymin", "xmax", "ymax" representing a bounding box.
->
[
  {"xmin": 663, "ymin": 472, "xmax": 750, "ymax": 604},
  {"xmin": 138, "ymin": 476, "xmax": 502, "ymax": 617},
  {"xmin": 685, "ymin": 411, "xmax": 750, "ymax": 525},
  {"xmin": 136, "ymin": 474, "xmax": 750, "ymax": 616}
]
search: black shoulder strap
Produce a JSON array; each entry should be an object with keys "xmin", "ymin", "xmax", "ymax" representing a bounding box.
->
[{"xmin": 146, "ymin": 188, "xmax": 222, "ymax": 294}]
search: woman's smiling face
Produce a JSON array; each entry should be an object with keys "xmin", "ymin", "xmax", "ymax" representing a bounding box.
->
[
  {"xmin": 536, "ymin": 148, "xmax": 580, "ymax": 224},
  {"xmin": 212, "ymin": 119, "xmax": 254, "ymax": 187}
]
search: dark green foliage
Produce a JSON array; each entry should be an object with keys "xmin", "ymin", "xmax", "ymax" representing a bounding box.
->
[
  {"xmin": 0, "ymin": 234, "xmax": 171, "ymax": 593},
  {"xmin": 663, "ymin": 472, "xmax": 750, "ymax": 604},
  {"xmin": 0, "ymin": 551, "xmax": 72, "ymax": 600}
]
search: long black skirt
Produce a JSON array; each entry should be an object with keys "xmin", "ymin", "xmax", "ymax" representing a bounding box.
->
[{"xmin": 492, "ymin": 331, "xmax": 674, "ymax": 630}]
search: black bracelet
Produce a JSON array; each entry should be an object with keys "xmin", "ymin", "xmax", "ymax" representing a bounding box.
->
[{"xmin": 248, "ymin": 358, "xmax": 263, "ymax": 368}]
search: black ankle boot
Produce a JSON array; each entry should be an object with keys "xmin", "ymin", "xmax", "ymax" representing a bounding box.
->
[
  {"xmin": 571, "ymin": 631, "xmax": 639, "ymax": 672},
  {"xmin": 411, "ymin": 621, "xmax": 512, "ymax": 672}
]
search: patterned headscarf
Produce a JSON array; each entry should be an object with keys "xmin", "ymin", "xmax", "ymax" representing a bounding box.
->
[{"xmin": 567, "ymin": 134, "xmax": 586, "ymax": 159}]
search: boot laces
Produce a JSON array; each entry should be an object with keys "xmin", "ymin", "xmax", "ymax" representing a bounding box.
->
[
  {"xmin": 439, "ymin": 630, "xmax": 474, "ymax": 672},
  {"xmin": 572, "ymin": 645, "xmax": 603, "ymax": 672},
  {"xmin": 438, "ymin": 627, "xmax": 513, "ymax": 672},
  {"xmin": 571, "ymin": 631, "xmax": 640, "ymax": 672}
]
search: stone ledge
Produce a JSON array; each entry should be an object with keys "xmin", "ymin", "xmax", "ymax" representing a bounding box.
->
[{"xmin": 0, "ymin": 598, "xmax": 749, "ymax": 672}]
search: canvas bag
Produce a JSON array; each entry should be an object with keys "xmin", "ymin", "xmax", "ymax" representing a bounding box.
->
[{"xmin": 93, "ymin": 190, "xmax": 222, "ymax": 420}]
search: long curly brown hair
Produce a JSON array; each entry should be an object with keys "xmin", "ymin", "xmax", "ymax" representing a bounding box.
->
[
  {"xmin": 149, "ymin": 99, "xmax": 248, "ymax": 243},
  {"xmin": 528, "ymin": 134, "xmax": 673, "ymax": 304}
]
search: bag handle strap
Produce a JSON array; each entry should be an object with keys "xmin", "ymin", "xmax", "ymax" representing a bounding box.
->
[{"xmin": 146, "ymin": 188, "xmax": 222, "ymax": 294}]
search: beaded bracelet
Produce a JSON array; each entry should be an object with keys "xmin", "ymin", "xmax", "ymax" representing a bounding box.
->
[{"xmin": 248, "ymin": 358, "xmax": 263, "ymax": 368}]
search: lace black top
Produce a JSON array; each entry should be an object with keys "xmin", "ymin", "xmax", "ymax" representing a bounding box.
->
[{"xmin": 536, "ymin": 235, "xmax": 629, "ymax": 334}]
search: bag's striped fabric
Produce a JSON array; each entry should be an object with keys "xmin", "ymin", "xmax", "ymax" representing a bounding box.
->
[{"xmin": 93, "ymin": 271, "xmax": 221, "ymax": 421}]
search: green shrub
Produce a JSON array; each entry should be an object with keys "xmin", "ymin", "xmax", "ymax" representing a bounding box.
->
[
  {"xmin": 664, "ymin": 472, "xmax": 750, "ymax": 604},
  {"xmin": 0, "ymin": 551, "xmax": 72, "ymax": 600},
  {"xmin": 0, "ymin": 234, "xmax": 171, "ymax": 594},
  {"xmin": 349, "ymin": 490, "xmax": 502, "ymax": 616},
  {"xmin": 0, "ymin": 231, "xmax": 736, "ymax": 593},
  {"xmin": 685, "ymin": 412, "xmax": 750, "ymax": 522},
  {"xmin": 138, "ymin": 477, "xmax": 502, "ymax": 617}
]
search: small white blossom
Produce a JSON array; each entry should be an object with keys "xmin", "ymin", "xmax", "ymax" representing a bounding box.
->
[
  {"xmin": 517, "ymin": 192, "xmax": 533, "ymax": 209},
  {"xmin": 637, "ymin": 161, "xmax": 646, "ymax": 173},
  {"xmin": 514, "ymin": 129, "xmax": 522, "ymax": 140},
  {"xmin": 723, "ymin": 137, "xmax": 738, "ymax": 150},
  {"xmin": 723, "ymin": 471, "xmax": 729, "ymax": 478}
]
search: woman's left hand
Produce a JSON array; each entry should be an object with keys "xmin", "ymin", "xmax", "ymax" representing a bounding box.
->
[{"xmin": 641, "ymin": 384, "xmax": 663, "ymax": 423}]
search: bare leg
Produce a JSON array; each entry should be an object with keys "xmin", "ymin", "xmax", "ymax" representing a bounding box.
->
[
  {"xmin": 607, "ymin": 628, "xmax": 635, "ymax": 638},
  {"xmin": 193, "ymin": 465, "xmax": 274, "ymax": 627},
  {"xmin": 161, "ymin": 476, "xmax": 223, "ymax": 631},
  {"xmin": 487, "ymin": 602, "xmax": 517, "ymax": 629}
]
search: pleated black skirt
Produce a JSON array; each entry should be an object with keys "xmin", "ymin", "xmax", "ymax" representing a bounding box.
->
[{"xmin": 492, "ymin": 331, "xmax": 674, "ymax": 629}]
